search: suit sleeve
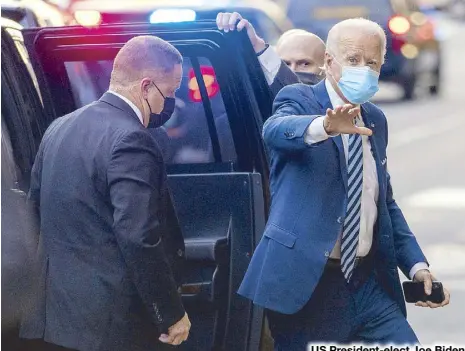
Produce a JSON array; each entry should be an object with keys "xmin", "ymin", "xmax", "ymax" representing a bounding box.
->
[
  {"xmin": 384, "ymin": 117, "xmax": 429, "ymax": 279},
  {"xmin": 28, "ymin": 117, "xmax": 66, "ymax": 209},
  {"xmin": 262, "ymin": 84, "xmax": 326, "ymax": 153},
  {"xmin": 107, "ymin": 130, "xmax": 185, "ymax": 331},
  {"xmin": 257, "ymin": 47, "xmax": 300, "ymax": 97}
]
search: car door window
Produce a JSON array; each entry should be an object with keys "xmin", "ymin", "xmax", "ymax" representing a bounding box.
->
[
  {"xmin": 63, "ymin": 56, "xmax": 236, "ymax": 165},
  {"xmin": 1, "ymin": 116, "xmax": 20, "ymax": 186},
  {"xmin": 1, "ymin": 27, "xmax": 45, "ymax": 188}
]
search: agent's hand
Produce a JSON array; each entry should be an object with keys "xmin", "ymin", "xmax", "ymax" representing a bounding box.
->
[
  {"xmin": 323, "ymin": 104, "xmax": 372, "ymax": 136},
  {"xmin": 216, "ymin": 12, "xmax": 266, "ymax": 53},
  {"xmin": 413, "ymin": 269, "xmax": 450, "ymax": 308},
  {"xmin": 159, "ymin": 312, "xmax": 191, "ymax": 346}
]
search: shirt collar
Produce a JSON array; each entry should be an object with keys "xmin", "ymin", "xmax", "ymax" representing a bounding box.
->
[
  {"xmin": 324, "ymin": 78, "xmax": 345, "ymax": 108},
  {"xmin": 107, "ymin": 90, "xmax": 143, "ymax": 125}
]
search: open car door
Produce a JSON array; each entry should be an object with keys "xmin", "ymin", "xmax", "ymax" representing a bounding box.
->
[{"xmin": 22, "ymin": 22, "xmax": 274, "ymax": 351}]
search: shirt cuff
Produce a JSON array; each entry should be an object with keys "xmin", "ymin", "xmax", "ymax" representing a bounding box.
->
[
  {"xmin": 409, "ymin": 262, "xmax": 429, "ymax": 280},
  {"xmin": 258, "ymin": 46, "xmax": 282, "ymax": 85},
  {"xmin": 304, "ymin": 116, "xmax": 335, "ymax": 144}
]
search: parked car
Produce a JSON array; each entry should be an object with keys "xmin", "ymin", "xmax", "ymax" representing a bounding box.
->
[
  {"xmin": 416, "ymin": 0, "xmax": 451, "ymax": 10},
  {"xmin": 1, "ymin": 0, "xmax": 67, "ymax": 27},
  {"xmin": 2, "ymin": 14, "xmax": 282, "ymax": 350},
  {"xmin": 283, "ymin": 0, "xmax": 443, "ymax": 99}
]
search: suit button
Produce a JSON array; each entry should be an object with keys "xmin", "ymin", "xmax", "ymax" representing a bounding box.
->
[
  {"xmin": 337, "ymin": 216, "xmax": 343, "ymax": 224},
  {"xmin": 177, "ymin": 249, "xmax": 183, "ymax": 257},
  {"xmin": 324, "ymin": 251, "xmax": 329, "ymax": 257}
]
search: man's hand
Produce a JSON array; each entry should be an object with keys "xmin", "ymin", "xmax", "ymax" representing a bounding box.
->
[
  {"xmin": 216, "ymin": 12, "xmax": 266, "ymax": 53},
  {"xmin": 159, "ymin": 313, "xmax": 191, "ymax": 346},
  {"xmin": 323, "ymin": 104, "xmax": 372, "ymax": 136},
  {"xmin": 413, "ymin": 269, "xmax": 450, "ymax": 308}
]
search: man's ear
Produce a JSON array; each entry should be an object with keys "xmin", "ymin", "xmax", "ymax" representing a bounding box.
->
[
  {"xmin": 324, "ymin": 52, "xmax": 333, "ymax": 67},
  {"xmin": 140, "ymin": 78, "xmax": 152, "ymax": 99}
]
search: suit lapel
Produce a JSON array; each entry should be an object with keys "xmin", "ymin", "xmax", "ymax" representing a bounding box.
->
[
  {"xmin": 360, "ymin": 105, "xmax": 386, "ymax": 201},
  {"xmin": 333, "ymin": 136, "xmax": 347, "ymax": 191},
  {"xmin": 313, "ymin": 80, "xmax": 347, "ymax": 191}
]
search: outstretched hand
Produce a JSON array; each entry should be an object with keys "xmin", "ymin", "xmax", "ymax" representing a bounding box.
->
[{"xmin": 323, "ymin": 104, "xmax": 372, "ymax": 136}]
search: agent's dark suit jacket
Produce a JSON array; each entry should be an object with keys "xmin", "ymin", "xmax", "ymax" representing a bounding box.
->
[
  {"xmin": 269, "ymin": 62, "xmax": 300, "ymax": 97},
  {"xmin": 20, "ymin": 92, "xmax": 186, "ymax": 351}
]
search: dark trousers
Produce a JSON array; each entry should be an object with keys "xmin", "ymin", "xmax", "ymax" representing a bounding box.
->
[
  {"xmin": 9, "ymin": 339, "xmax": 77, "ymax": 351},
  {"xmin": 17, "ymin": 339, "xmax": 181, "ymax": 351},
  {"xmin": 266, "ymin": 260, "xmax": 418, "ymax": 350}
]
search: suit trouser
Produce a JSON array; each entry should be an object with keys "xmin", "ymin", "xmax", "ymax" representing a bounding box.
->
[{"xmin": 266, "ymin": 260, "xmax": 419, "ymax": 350}]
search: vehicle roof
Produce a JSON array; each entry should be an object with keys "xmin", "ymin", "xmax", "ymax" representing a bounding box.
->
[{"xmin": 70, "ymin": 0, "xmax": 290, "ymax": 24}]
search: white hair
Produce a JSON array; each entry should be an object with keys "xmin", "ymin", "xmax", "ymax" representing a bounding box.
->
[{"xmin": 326, "ymin": 18, "xmax": 387, "ymax": 59}]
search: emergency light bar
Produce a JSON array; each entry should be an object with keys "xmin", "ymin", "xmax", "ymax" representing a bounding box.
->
[{"xmin": 149, "ymin": 9, "xmax": 196, "ymax": 24}]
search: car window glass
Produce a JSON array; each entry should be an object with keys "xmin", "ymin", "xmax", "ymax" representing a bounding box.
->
[
  {"xmin": 391, "ymin": 0, "xmax": 410, "ymax": 13},
  {"xmin": 63, "ymin": 56, "xmax": 236, "ymax": 165},
  {"xmin": 255, "ymin": 12, "xmax": 284, "ymax": 45},
  {"xmin": 1, "ymin": 116, "xmax": 20, "ymax": 185},
  {"xmin": 11, "ymin": 36, "xmax": 43, "ymax": 102},
  {"xmin": 405, "ymin": 0, "xmax": 420, "ymax": 11}
]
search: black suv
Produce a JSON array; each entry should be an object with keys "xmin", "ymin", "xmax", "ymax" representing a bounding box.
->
[{"xmin": 1, "ymin": 17, "xmax": 280, "ymax": 351}]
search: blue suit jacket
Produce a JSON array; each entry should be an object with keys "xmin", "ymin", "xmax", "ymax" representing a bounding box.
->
[{"xmin": 238, "ymin": 80, "xmax": 428, "ymax": 316}]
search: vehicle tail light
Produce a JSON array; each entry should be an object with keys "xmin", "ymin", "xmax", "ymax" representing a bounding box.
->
[
  {"xmin": 388, "ymin": 15, "xmax": 411, "ymax": 35},
  {"xmin": 188, "ymin": 66, "xmax": 219, "ymax": 102},
  {"xmin": 74, "ymin": 10, "xmax": 102, "ymax": 27}
]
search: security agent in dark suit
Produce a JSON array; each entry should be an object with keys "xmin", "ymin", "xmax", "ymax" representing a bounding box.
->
[
  {"xmin": 20, "ymin": 36, "xmax": 191, "ymax": 351},
  {"xmin": 213, "ymin": 13, "xmax": 325, "ymax": 162}
]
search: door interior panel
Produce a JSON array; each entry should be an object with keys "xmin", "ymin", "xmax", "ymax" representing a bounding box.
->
[{"xmin": 167, "ymin": 173, "xmax": 265, "ymax": 350}]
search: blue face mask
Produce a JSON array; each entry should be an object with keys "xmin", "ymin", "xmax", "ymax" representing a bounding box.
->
[{"xmin": 332, "ymin": 59, "xmax": 380, "ymax": 104}]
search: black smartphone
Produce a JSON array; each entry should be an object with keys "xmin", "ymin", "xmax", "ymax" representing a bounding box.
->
[{"xmin": 402, "ymin": 281, "xmax": 445, "ymax": 303}]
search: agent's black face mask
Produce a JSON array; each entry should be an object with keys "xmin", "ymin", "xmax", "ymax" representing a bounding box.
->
[
  {"xmin": 145, "ymin": 82, "xmax": 176, "ymax": 129},
  {"xmin": 295, "ymin": 71, "xmax": 324, "ymax": 86}
]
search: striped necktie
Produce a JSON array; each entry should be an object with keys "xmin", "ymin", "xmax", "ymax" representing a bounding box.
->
[{"xmin": 341, "ymin": 132, "xmax": 364, "ymax": 282}]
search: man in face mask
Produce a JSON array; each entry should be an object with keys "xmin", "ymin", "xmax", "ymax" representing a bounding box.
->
[
  {"xmin": 238, "ymin": 18, "xmax": 450, "ymax": 348},
  {"xmin": 20, "ymin": 36, "xmax": 191, "ymax": 351},
  {"xmin": 275, "ymin": 29, "xmax": 326, "ymax": 86},
  {"xmin": 217, "ymin": 12, "xmax": 327, "ymax": 90}
]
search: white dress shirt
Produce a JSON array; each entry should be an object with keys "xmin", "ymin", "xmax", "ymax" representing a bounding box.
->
[
  {"xmin": 307, "ymin": 79, "xmax": 379, "ymax": 259},
  {"xmin": 108, "ymin": 90, "xmax": 144, "ymax": 125},
  {"xmin": 257, "ymin": 46, "xmax": 282, "ymax": 85}
]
